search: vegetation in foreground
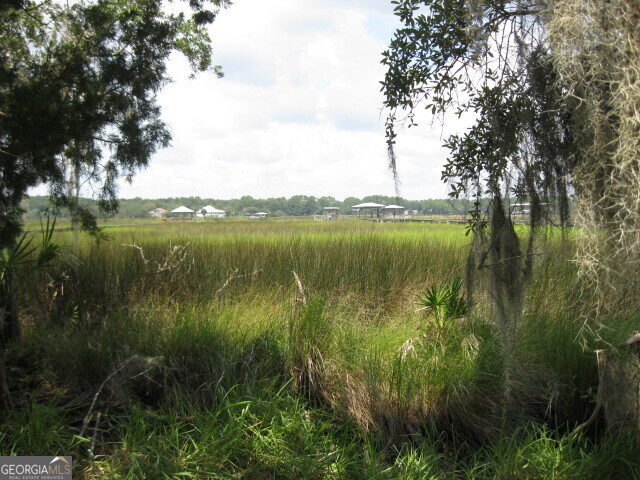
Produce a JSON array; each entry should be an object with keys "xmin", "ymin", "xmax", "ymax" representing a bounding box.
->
[{"xmin": 1, "ymin": 219, "xmax": 638, "ymax": 479}]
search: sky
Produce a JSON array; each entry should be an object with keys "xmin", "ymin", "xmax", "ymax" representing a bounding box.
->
[{"xmin": 37, "ymin": 0, "xmax": 471, "ymax": 201}]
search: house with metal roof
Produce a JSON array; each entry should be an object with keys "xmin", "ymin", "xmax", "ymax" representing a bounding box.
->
[
  {"xmin": 199, "ymin": 205, "xmax": 226, "ymax": 218},
  {"xmin": 148, "ymin": 207, "xmax": 168, "ymax": 218}
]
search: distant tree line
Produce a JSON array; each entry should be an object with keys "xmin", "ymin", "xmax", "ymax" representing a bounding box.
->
[{"xmin": 23, "ymin": 195, "xmax": 481, "ymax": 220}]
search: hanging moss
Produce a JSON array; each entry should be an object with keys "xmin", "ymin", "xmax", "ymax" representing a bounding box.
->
[{"xmin": 549, "ymin": 0, "xmax": 640, "ymax": 321}]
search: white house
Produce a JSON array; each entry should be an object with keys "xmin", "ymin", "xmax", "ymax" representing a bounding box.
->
[
  {"xmin": 199, "ymin": 205, "xmax": 226, "ymax": 218},
  {"xmin": 148, "ymin": 207, "xmax": 168, "ymax": 218}
]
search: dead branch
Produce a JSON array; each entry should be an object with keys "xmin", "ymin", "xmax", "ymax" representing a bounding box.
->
[
  {"xmin": 79, "ymin": 356, "xmax": 136, "ymax": 438},
  {"xmin": 215, "ymin": 268, "xmax": 262, "ymax": 297}
]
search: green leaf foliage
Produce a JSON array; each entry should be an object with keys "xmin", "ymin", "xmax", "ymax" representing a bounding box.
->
[
  {"xmin": 0, "ymin": 0, "xmax": 229, "ymax": 249},
  {"xmin": 416, "ymin": 277, "xmax": 467, "ymax": 337},
  {"xmin": 381, "ymin": 0, "xmax": 572, "ymax": 226}
]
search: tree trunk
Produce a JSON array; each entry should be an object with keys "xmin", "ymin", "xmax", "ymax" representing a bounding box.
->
[
  {"xmin": 597, "ymin": 334, "xmax": 640, "ymax": 433},
  {"xmin": 0, "ymin": 273, "xmax": 18, "ymax": 411},
  {"xmin": 0, "ymin": 271, "xmax": 20, "ymax": 344},
  {"xmin": 567, "ymin": 334, "xmax": 640, "ymax": 440},
  {"xmin": 0, "ymin": 352, "xmax": 13, "ymax": 410},
  {"xmin": 0, "ymin": 274, "xmax": 20, "ymax": 342}
]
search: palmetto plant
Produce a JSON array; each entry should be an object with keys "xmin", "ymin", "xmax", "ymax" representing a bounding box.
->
[
  {"xmin": 1, "ymin": 216, "xmax": 70, "ymax": 409},
  {"xmin": 0, "ymin": 216, "xmax": 63, "ymax": 279},
  {"xmin": 416, "ymin": 277, "xmax": 467, "ymax": 340},
  {"xmin": 0, "ymin": 216, "xmax": 69, "ymax": 342}
]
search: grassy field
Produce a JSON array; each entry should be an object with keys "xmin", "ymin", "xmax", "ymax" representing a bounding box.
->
[{"xmin": 1, "ymin": 218, "xmax": 638, "ymax": 479}]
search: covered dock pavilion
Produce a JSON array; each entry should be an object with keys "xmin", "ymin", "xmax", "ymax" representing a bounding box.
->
[
  {"xmin": 351, "ymin": 202, "xmax": 385, "ymax": 217},
  {"xmin": 323, "ymin": 206, "xmax": 340, "ymax": 219},
  {"xmin": 384, "ymin": 204, "xmax": 405, "ymax": 218},
  {"xmin": 170, "ymin": 206, "xmax": 195, "ymax": 220}
]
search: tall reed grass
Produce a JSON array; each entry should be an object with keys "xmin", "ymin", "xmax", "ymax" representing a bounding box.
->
[{"xmin": 3, "ymin": 218, "xmax": 638, "ymax": 478}]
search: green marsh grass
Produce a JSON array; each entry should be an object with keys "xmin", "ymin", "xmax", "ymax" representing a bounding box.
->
[{"xmin": 3, "ymin": 218, "xmax": 639, "ymax": 478}]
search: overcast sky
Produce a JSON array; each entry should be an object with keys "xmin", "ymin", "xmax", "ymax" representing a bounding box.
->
[{"xmin": 41, "ymin": 0, "xmax": 471, "ymax": 201}]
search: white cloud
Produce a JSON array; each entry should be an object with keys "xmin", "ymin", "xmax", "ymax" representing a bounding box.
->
[{"xmin": 32, "ymin": 0, "xmax": 472, "ymax": 201}]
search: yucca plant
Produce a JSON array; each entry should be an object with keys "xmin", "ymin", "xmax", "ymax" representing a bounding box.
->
[{"xmin": 416, "ymin": 277, "xmax": 467, "ymax": 341}]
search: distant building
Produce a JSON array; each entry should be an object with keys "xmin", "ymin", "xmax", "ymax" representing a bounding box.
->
[
  {"xmin": 351, "ymin": 202, "xmax": 385, "ymax": 217},
  {"xmin": 323, "ymin": 206, "xmax": 340, "ymax": 219},
  {"xmin": 199, "ymin": 205, "xmax": 226, "ymax": 218},
  {"xmin": 149, "ymin": 207, "xmax": 168, "ymax": 218},
  {"xmin": 384, "ymin": 205, "xmax": 405, "ymax": 218},
  {"xmin": 510, "ymin": 203, "xmax": 531, "ymax": 216},
  {"xmin": 255, "ymin": 212, "xmax": 268, "ymax": 218},
  {"xmin": 171, "ymin": 206, "xmax": 195, "ymax": 219}
]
